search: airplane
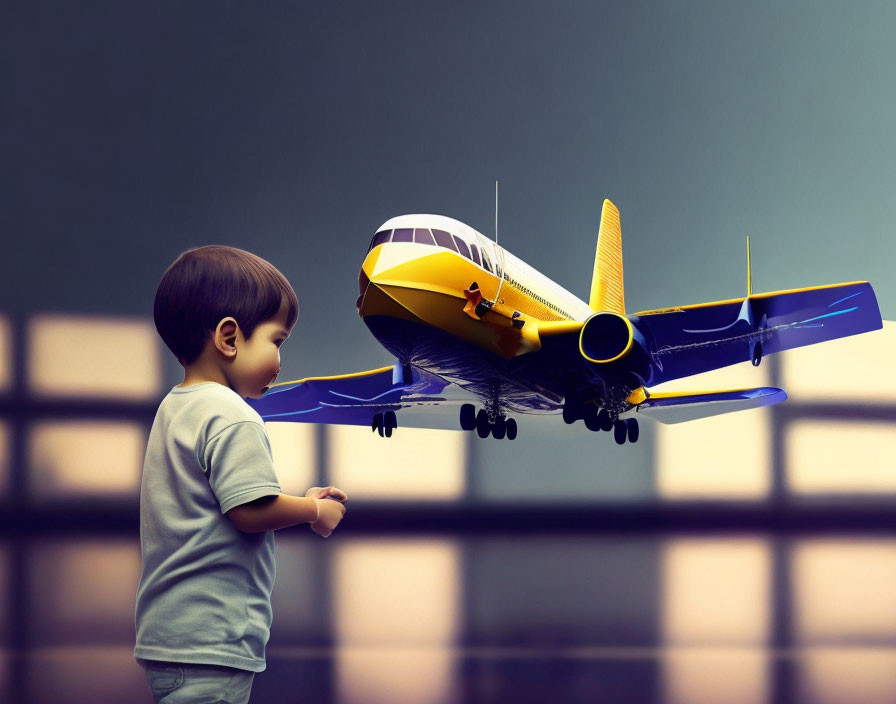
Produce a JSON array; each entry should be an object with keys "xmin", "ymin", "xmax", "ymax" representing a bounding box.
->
[{"xmin": 247, "ymin": 199, "xmax": 882, "ymax": 445}]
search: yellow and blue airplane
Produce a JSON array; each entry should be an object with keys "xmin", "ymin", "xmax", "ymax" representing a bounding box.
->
[{"xmin": 248, "ymin": 200, "xmax": 882, "ymax": 445}]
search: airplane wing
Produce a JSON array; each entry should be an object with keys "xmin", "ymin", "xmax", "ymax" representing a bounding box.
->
[
  {"xmin": 634, "ymin": 281, "xmax": 882, "ymax": 386},
  {"xmin": 629, "ymin": 386, "xmax": 787, "ymax": 424},
  {"xmin": 245, "ymin": 364, "xmax": 476, "ymax": 431}
]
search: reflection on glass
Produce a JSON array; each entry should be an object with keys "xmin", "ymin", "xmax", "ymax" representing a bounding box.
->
[
  {"xmin": 654, "ymin": 362, "xmax": 772, "ymax": 499},
  {"xmin": 782, "ymin": 321, "xmax": 896, "ymax": 402},
  {"xmin": 328, "ymin": 426, "xmax": 465, "ymax": 500},
  {"xmin": 265, "ymin": 422, "xmax": 316, "ymax": 497},
  {"xmin": 664, "ymin": 650, "xmax": 768, "ymax": 704},
  {"xmin": 334, "ymin": 538, "xmax": 459, "ymax": 704},
  {"xmin": 793, "ymin": 539, "xmax": 896, "ymax": 644},
  {"xmin": 798, "ymin": 649, "xmax": 896, "ymax": 704},
  {"xmin": 29, "ymin": 539, "xmax": 141, "ymax": 645},
  {"xmin": 26, "ymin": 646, "xmax": 150, "ymax": 703},
  {"xmin": 663, "ymin": 538, "xmax": 770, "ymax": 645},
  {"xmin": 29, "ymin": 421, "xmax": 144, "ymax": 498},
  {"xmin": 28, "ymin": 314, "xmax": 162, "ymax": 400},
  {"xmin": 787, "ymin": 421, "xmax": 896, "ymax": 494},
  {"xmin": 0, "ymin": 314, "xmax": 11, "ymax": 393},
  {"xmin": 0, "ymin": 421, "xmax": 8, "ymax": 498}
]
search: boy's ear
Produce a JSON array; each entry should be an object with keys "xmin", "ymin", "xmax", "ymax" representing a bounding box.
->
[{"xmin": 213, "ymin": 317, "xmax": 240, "ymax": 358}]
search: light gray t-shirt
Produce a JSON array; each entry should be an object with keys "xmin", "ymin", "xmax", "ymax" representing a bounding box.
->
[{"xmin": 134, "ymin": 381, "xmax": 282, "ymax": 672}]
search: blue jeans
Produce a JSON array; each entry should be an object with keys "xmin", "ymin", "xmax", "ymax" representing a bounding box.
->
[{"xmin": 141, "ymin": 660, "xmax": 255, "ymax": 704}]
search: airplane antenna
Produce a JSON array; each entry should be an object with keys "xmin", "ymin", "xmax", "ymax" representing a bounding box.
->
[
  {"xmin": 493, "ymin": 180, "xmax": 505, "ymax": 303},
  {"xmin": 746, "ymin": 235, "xmax": 753, "ymax": 297}
]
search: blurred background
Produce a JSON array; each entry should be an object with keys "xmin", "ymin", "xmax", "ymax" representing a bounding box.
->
[{"xmin": 3, "ymin": 2, "xmax": 895, "ymax": 702}]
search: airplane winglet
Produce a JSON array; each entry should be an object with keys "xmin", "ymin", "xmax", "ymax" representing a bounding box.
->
[{"xmin": 588, "ymin": 199, "xmax": 626, "ymax": 314}]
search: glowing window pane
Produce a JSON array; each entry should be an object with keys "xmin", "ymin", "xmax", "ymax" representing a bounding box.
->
[
  {"xmin": 782, "ymin": 321, "xmax": 896, "ymax": 402},
  {"xmin": 654, "ymin": 362, "xmax": 772, "ymax": 499},
  {"xmin": 664, "ymin": 650, "xmax": 768, "ymax": 704},
  {"xmin": 793, "ymin": 539, "xmax": 896, "ymax": 644},
  {"xmin": 29, "ymin": 421, "xmax": 144, "ymax": 498},
  {"xmin": 29, "ymin": 539, "xmax": 141, "ymax": 645},
  {"xmin": 798, "ymin": 650, "xmax": 896, "ymax": 704},
  {"xmin": 787, "ymin": 421, "xmax": 896, "ymax": 494},
  {"xmin": 334, "ymin": 539, "xmax": 459, "ymax": 704},
  {"xmin": 663, "ymin": 538, "xmax": 770, "ymax": 645},
  {"xmin": 0, "ymin": 314, "xmax": 11, "ymax": 393},
  {"xmin": 265, "ymin": 422, "xmax": 316, "ymax": 496},
  {"xmin": 28, "ymin": 314, "xmax": 162, "ymax": 400},
  {"xmin": 328, "ymin": 426, "xmax": 465, "ymax": 500},
  {"xmin": 0, "ymin": 422, "xmax": 8, "ymax": 498}
]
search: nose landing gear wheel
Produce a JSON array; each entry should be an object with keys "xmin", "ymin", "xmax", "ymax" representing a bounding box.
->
[
  {"xmin": 383, "ymin": 410, "xmax": 397, "ymax": 438},
  {"xmin": 476, "ymin": 409, "xmax": 491, "ymax": 438},
  {"xmin": 626, "ymin": 417, "xmax": 639, "ymax": 443},
  {"xmin": 372, "ymin": 412, "xmax": 384, "ymax": 437},
  {"xmin": 460, "ymin": 403, "xmax": 477, "ymax": 431},
  {"xmin": 613, "ymin": 420, "xmax": 627, "ymax": 445}
]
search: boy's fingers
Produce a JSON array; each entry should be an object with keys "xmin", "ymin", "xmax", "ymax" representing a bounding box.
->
[{"xmin": 327, "ymin": 486, "xmax": 348, "ymax": 502}]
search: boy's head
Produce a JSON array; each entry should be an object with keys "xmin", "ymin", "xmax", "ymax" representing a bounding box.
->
[{"xmin": 154, "ymin": 245, "xmax": 299, "ymax": 371}]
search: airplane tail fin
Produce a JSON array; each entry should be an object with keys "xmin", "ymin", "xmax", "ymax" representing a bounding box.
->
[{"xmin": 588, "ymin": 199, "xmax": 625, "ymax": 314}]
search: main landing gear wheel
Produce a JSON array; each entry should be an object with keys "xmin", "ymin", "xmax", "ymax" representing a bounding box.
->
[
  {"xmin": 460, "ymin": 403, "xmax": 477, "ymax": 431},
  {"xmin": 372, "ymin": 411, "xmax": 397, "ymax": 438},
  {"xmin": 476, "ymin": 409, "xmax": 491, "ymax": 438},
  {"xmin": 505, "ymin": 418, "xmax": 518, "ymax": 440},
  {"xmin": 584, "ymin": 404, "xmax": 600, "ymax": 432},
  {"xmin": 491, "ymin": 415, "xmax": 507, "ymax": 439},
  {"xmin": 598, "ymin": 409, "xmax": 613, "ymax": 432},
  {"xmin": 613, "ymin": 420, "xmax": 627, "ymax": 445},
  {"xmin": 626, "ymin": 417, "xmax": 639, "ymax": 444}
]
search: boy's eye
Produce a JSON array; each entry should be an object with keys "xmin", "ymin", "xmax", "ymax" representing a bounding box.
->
[{"xmin": 275, "ymin": 339, "xmax": 284, "ymax": 347}]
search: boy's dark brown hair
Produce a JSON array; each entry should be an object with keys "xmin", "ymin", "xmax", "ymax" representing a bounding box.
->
[{"xmin": 154, "ymin": 245, "xmax": 299, "ymax": 365}]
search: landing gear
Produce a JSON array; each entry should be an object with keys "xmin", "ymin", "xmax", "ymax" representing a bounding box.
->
[
  {"xmin": 626, "ymin": 417, "xmax": 639, "ymax": 443},
  {"xmin": 372, "ymin": 411, "xmax": 398, "ymax": 438},
  {"xmin": 751, "ymin": 341, "xmax": 763, "ymax": 367},
  {"xmin": 462, "ymin": 404, "xmax": 518, "ymax": 440}
]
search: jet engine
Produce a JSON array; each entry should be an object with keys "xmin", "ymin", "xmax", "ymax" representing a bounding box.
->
[{"xmin": 579, "ymin": 312, "xmax": 639, "ymax": 364}]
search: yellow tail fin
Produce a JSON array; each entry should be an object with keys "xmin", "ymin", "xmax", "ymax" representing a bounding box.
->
[{"xmin": 588, "ymin": 199, "xmax": 625, "ymax": 314}]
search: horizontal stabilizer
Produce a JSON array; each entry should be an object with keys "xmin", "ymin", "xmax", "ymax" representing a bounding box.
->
[{"xmin": 633, "ymin": 386, "xmax": 786, "ymax": 424}]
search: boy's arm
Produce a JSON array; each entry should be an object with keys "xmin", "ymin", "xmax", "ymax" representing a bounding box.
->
[
  {"xmin": 227, "ymin": 489, "xmax": 346, "ymax": 533},
  {"xmin": 227, "ymin": 494, "xmax": 318, "ymax": 533}
]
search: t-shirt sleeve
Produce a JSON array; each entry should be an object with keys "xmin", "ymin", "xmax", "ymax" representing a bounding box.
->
[{"xmin": 203, "ymin": 420, "xmax": 282, "ymax": 514}]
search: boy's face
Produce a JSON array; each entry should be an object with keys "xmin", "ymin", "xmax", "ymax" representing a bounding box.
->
[{"xmin": 224, "ymin": 298, "xmax": 292, "ymax": 399}]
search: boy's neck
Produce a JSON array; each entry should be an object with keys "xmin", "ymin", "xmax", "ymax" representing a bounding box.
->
[{"xmin": 179, "ymin": 353, "xmax": 229, "ymax": 389}]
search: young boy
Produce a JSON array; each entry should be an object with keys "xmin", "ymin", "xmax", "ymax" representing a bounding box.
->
[{"xmin": 135, "ymin": 245, "xmax": 348, "ymax": 703}]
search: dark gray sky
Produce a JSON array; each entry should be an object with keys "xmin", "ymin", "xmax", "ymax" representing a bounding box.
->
[{"xmin": 5, "ymin": 0, "xmax": 895, "ymax": 380}]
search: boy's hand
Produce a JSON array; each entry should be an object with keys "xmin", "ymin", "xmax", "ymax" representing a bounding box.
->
[
  {"xmin": 306, "ymin": 486, "xmax": 348, "ymax": 538},
  {"xmin": 310, "ymin": 497, "xmax": 346, "ymax": 538},
  {"xmin": 305, "ymin": 486, "xmax": 348, "ymax": 502}
]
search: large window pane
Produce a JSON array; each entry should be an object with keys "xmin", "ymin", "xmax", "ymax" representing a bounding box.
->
[
  {"xmin": 29, "ymin": 421, "xmax": 144, "ymax": 498},
  {"xmin": 662, "ymin": 537, "xmax": 770, "ymax": 645},
  {"xmin": 265, "ymin": 422, "xmax": 316, "ymax": 496},
  {"xmin": 654, "ymin": 362, "xmax": 772, "ymax": 499},
  {"xmin": 431, "ymin": 229, "xmax": 456, "ymax": 251},
  {"xmin": 414, "ymin": 228, "xmax": 435, "ymax": 246},
  {"xmin": 787, "ymin": 421, "xmax": 896, "ymax": 494},
  {"xmin": 0, "ymin": 314, "xmax": 11, "ymax": 393},
  {"xmin": 664, "ymin": 651, "xmax": 768, "ymax": 704},
  {"xmin": 28, "ymin": 315, "xmax": 162, "ymax": 400},
  {"xmin": 328, "ymin": 426, "xmax": 465, "ymax": 500},
  {"xmin": 798, "ymin": 650, "xmax": 896, "ymax": 704}
]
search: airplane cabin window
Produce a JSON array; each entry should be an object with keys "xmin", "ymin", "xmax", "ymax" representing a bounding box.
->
[
  {"xmin": 369, "ymin": 230, "xmax": 391, "ymax": 252},
  {"xmin": 482, "ymin": 253, "xmax": 493, "ymax": 273},
  {"xmin": 432, "ymin": 229, "xmax": 457, "ymax": 252},
  {"xmin": 392, "ymin": 228, "xmax": 413, "ymax": 243},
  {"xmin": 414, "ymin": 228, "xmax": 436, "ymax": 246},
  {"xmin": 470, "ymin": 244, "xmax": 481, "ymax": 266},
  {"xmin": 453, "ymin": 236, "xmax": 471, "ymax": 260}
]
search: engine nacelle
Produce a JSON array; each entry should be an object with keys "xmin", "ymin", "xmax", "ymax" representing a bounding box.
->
[{"xmin": 579, "ymin": 312, "xmax": 640, "ymax": 364}]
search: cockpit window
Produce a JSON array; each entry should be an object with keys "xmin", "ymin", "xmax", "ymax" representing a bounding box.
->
[
  {"xmin": 470, "ymin": 243, "xmax": 481, "ymax": 266},
  {"xmin": 414, "ymin": 228, "xmax": 435, "ymax": 245},
  {"xmin": 482, "ymin": 251, "xmax": 493, "ymax": 273},
  {"xmin": 452, "ymin": 235, "xmax": 471, "ymax": 259},
  {"xmin": 431, "ymin": 229, "xmax": 456, "ymax": 251},
  {"xmin": 368, "ymin": 230, "xmax": 391, "ymax": 252},
  {"xmin": 392, "ymin": 228, "xmax": 413, "ymax": 243}
]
